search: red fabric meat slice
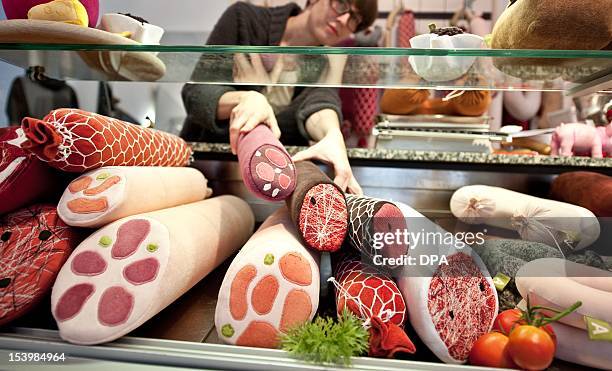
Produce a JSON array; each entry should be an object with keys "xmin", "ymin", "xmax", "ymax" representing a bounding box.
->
[
  {"xmin": 71, "ymin": 251, "xmax": 107, "ymax": 276},
  {"xmin": 237, "ymin": 124, "xmax": 296, "ymax": 201},
  {"xmin": 427, "ymin": 252, "xmax": 497, "ymax": 362},
  {"xmin": 123, "ymin": 257, "xmax": 160, "ymax": 285},
  {"xmin": 369, "ymin": 316, "xmax": 416, "ymax": 358},
  {"xmin": 1, "ymin": 205, "xmax": 79, "ymax": 326},
  {"xmin": 55, "ymin": 283, "xmax": 95, "ymax": 322},
  {"xmin": 20, "ymin": 109, "xmax": 192, "ymax": 172},
  {"xmin": 98, "ymin": 286, "xmax": 134, "ymax": 326},
  {"xmin": 111, "ymin": 219, "xmax": 151, "ymax": 259}
]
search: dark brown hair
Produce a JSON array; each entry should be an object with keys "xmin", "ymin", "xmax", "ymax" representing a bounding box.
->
[
  {"xmin": 354, "ymin": 0, "xmax": 378, "ymax": 32},
  {"xmin": 306, "ymin": 0, "xmax": 378, "ymax": 32}
]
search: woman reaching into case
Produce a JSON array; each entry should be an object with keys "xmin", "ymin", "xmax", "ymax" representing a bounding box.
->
[{"xmin": 181, "ymin": 0, "xmax": 378, "ymax": 194}]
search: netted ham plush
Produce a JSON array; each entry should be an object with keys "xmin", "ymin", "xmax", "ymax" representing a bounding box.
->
[
  {"xmin": 215, "ymin": 207, "xmax": 319, "ymax": 349},
  {"xmin": 21, "ymin": 109, "xmax": 192, "ymax": 172},
  {"xmin": 0, "ymin": 204, "xmax": 79, "ymax": 326},
  {"xmin": 237, "ymin": 124, "xmax": 296, "ymax": 201},
  {"xmin": 394, "ymin": 201, "xmax": 498, "ymax": 364},
  {"xmin": 0, "ymin": 127, "xmax": 56, "ymax": 215},
  {"xmin": 51, "ymin": 196, "xmax": 254, "ymax": 345},
  {"xmin": 285, "ymin": 161, "xmax": 347, "ymax": 252},
  {"xmin": 57, "ymin": 166, "xmax": 212, "ymax": 227},
  {"xmin": 345, "ymin": 194, "xmax": 408, "ymax": 267},
  {"xmin": 332, "ymin": 257, "xmax": 415, "ymax": 358},
  {"xmin": 450, "ymin": 185, "xmax": 600, "ymax": 253}
]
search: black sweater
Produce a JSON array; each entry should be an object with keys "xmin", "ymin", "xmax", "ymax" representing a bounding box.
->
[{"xmin": 180, "ymin": 2, "xmax": 342, "ymax": 145}]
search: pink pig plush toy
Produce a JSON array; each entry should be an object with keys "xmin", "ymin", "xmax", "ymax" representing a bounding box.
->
[{"xmin": 551, "ymin": 121, "xmax": 612, "ymax": 158}]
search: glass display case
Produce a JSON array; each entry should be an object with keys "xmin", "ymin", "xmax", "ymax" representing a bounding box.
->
[{"xmin": 0, "ymin": 41, "xmax": 611, "ymax": 371}]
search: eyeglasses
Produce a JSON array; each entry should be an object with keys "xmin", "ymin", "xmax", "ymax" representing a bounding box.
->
[{"xmin": 330, "ymin": 0, "xmax": 364, "ymax": 32}]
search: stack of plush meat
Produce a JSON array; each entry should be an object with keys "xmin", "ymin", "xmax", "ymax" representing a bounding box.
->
[{"xmin": 1, "ymin": 109, "xmax": 254, "ymax": 346}]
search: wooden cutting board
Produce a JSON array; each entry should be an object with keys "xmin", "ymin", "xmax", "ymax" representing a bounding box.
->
[{"xmin": 0, "ymin": 19, "xmax": 166, "ymax": 81}]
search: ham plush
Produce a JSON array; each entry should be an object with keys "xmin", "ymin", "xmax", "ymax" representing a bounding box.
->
[
  {"xmin": 51, "ymin": 196, "xmax": 253, "ymax": 345},
  {"xmin": 0, "ymin": 127, "xmax": 57, "ymax": 215},
  {"xmin": 551, "ymin": 171, "xmax": 612, "ymax": 217},
  {"xmin": 237, "ymin": 125, "xmax": 296, "ymax": 201},
  {"xmin": 450, "ymin": 185, "xmax": 600, "ymax": 253},
  {"xmin": 0, "ymin": 205, "xmax": 79, "ymax": 326},
  {"xmin": 21, "ymin": 109, "xmax": 192, "ymax": 172},
  {"xmin": 516, "ymin": 258, "xmax": 612, "ymax": 330},
  {"xmin": 57, "ymin": 166, "xmax": 212, "ymax": 227},
  {"xmin": 394, "ymin": 201, "xmax": 498, "ymax": 364},
  {"xmin": 215, "ymin": 207, "xmax": 319, "ymax": 349},
  {"xmin": 345, "ymin": 194, "xmax": 408, "ymax": 267},
  {"xmin": 332, "ymin": 256, "xmax": 415, "ymax": 358},
  {"xmin": 285, "ymin": 161, "xmax": 347, "ymax": 252}
]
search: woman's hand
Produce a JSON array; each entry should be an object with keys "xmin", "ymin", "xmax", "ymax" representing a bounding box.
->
[
  {"xmin": 229, "ymin": 91, "xmax": 280, "ymax": 154},
  {"xmin": 292, "ymin": 124, "xmax": 363, "ymax": 195}
]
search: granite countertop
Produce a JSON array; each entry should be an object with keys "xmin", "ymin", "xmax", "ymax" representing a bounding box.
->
[{"xmin": 191, "ymin": 142, "xmax": 612, "ymax": 169}]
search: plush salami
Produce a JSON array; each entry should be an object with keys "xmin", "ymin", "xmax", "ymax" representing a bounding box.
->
[
  {"xmin": 332, "ymin": 256, "xmax": 415, "ymax": 358},
  {"xmin": 21, "ymin": 109, "xmax": 192, "ymax": 172},
  {"xmin": 550, "ymin": 322, "xmax": 612, "ymax": 370},
  {"xmin": 450, "ymin": 185, "xmax": 600, "ymax": 253},
  {"xmin": 215, "ymin": 207, "xmax": 319, "ymax": 349},
  {"xmin": 285, "ymin": 161, "xmax": 347, "ymax": 252},
  {"xmin": 51, "ymin": 196, "xmax": 254, "ymax": 345},
  {"xmin": 237, "ymin": 124, "xmax": 296, "ymax": 201},
  {"xmin": 0, "ymin": 205, "xmax": 79, "ymax": 326},
  {"xmin": 57, "ymin": 166, "xmax": 212, "ymax": 227},
  {"xmin": 516, "ymin": 258, "xmax": 612, "ymax": 330},
  {"xmin": 551, "ymin": 172, "xmax": 612, "ymax": 217},
  {"xmin": 345, "ymin": 194, "xmax": 408, "ymax": 267},
  {"xmin": 0, "ymin": 127, "xmax": 57, "ymax": 215},
  {"xmin": 394, "ymin": 201, "xmax": 498, "ymax": 364}
]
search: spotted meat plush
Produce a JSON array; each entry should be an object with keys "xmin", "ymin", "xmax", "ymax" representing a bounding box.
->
[
  {"xmin": 237, "ymin": 124, "xmax": 296, "ymax": 201},
  {"xmin": 0, "ymin": 205, "xmax": 79, "ymax": 326},
  {"xmin": 215, "ymin": 207, "xmax": 319, "ymax": 349},
  {"xmin": 21, "ymin": 109, "xmax": 192, "ymax": 172},
  {"xmin": 285, "ymin": 161, "xmax": 347, "ymax": 252},
  {"xmin": 394, "ymin": 201, "xmax": 498, "ymax": 364},
  {"xmin": 51, "ymin": 196, "xmax": 254, "ymax": 345},
  {"xmin": 57, "ymin": 166, "xmax": 212, "ymax": 227}
]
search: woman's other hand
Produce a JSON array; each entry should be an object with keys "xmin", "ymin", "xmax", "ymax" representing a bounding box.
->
[
  {"xmin": 229, "ymin": 91, "xmax": 280, "ymax": 154},
  {"xmin": 293, "ymin": 109, "xmax": 363, "ymax": 195}
]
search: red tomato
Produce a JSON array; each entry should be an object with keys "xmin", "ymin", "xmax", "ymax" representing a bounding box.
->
[
  {"xmin": 507, "ymin": 325, "xmax": 556, "ymax": 371},
  {"xmin": 493, "ymin": 309, "xmax": 556, "ymax": 343},
  {"xmin": 469, "ymin": 332, "xmax": 518, "ymax": 368},
  {"xmin": 493, "ymin": 309, "xmax": 524, "ymax": 335}
]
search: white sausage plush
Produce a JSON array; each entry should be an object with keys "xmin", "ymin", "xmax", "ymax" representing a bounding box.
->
[
  {"xmin": 550, "ymin": 322, "xmax": 612, "ymax": 370},
  {"xmin": 394, "ymin": 201, "xmax": 498, "ymax": 364},
  {"xmin": 516, "ymin": 258, "xmax": 612, "ymax": 330},
  {"xmin": 450, "ymin": 185, "xmax": 600, "ymax": 252}
]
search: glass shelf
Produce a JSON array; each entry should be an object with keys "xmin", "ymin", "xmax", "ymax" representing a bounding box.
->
[
  {"xmin": 192, "ymin": 143, "xmax": 612, "ymax": 175},
  {"xmin": 0, "ymin": 43, "xmax": 611, "ymax": 93}
]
